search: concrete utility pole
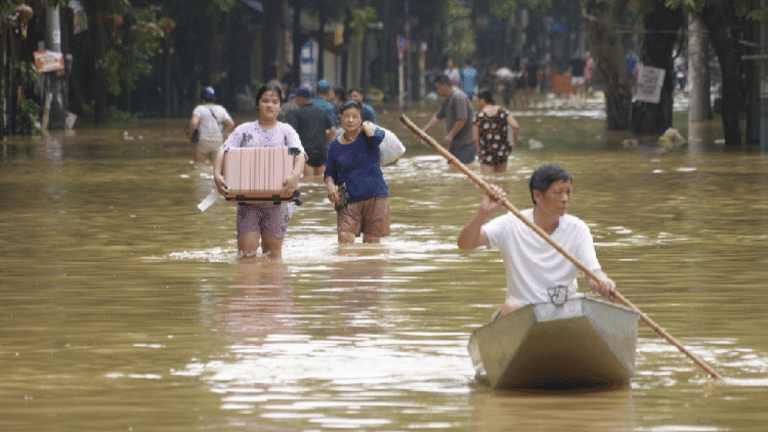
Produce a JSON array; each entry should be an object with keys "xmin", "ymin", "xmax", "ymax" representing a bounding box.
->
[{"xmin": 45, "ymin": 5, "xmax": 66, "ymax": 130}]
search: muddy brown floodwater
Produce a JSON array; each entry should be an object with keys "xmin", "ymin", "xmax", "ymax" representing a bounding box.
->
[{"xmin": 1, "ymin": 107, "xmax": 767, "ymax": 431}]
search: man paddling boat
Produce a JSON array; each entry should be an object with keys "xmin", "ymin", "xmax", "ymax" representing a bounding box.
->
[{"xmin": 458, "ymin": 163, "xmax": 617, "ymax": 318}]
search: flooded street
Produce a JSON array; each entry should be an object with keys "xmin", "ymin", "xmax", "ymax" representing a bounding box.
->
[{"xmin": 1, "ymin": 110, "xmax": 768, "ymax": 431}]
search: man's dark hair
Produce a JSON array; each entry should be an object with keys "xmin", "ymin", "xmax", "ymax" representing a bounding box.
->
[
  {"xmin": 333, "ymin": 86, "xmax": 346, "ymax": 102},
  {"xmin": 435, "ymin": 74, "xmax": 451, "ymax": 86},
  {"xmin": 529, "ymin": 163, "xmax": 573, "ymax": 205}
]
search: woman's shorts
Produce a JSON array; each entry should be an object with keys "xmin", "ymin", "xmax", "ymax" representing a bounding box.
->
[
  {"xmin": 197, "ymin": 137, "xmax": 223, "ymax": 155},
  {"xmin": 337, "ymin": 196, "xmax": 390, "ymax": 238},
  {"xmin": 237, "ymin": 203, "xmax": 293, "ymax": 239}
]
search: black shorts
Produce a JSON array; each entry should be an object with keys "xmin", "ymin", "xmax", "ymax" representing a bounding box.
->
[
  {"xmin": 450, "ymin": 144, "xmax": 476, "ymax": 164},
  {"xmin": 305, "ymin": 148, "xmax": 327, "ymax": 168}
]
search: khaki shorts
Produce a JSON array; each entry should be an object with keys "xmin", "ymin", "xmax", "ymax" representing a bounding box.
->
[
  {"xmin": 337, "ymin": 196, "xmax": 390, "ymax": 238},
  {"xmin": 197, "ymin": 137, "xmax": 223, "ymax": 155}
]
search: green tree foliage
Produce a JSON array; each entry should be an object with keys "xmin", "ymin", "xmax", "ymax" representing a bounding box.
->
[
  {"xmin": 444, "ymin": 1, "xmax": 475, "ymax": 61},
  {"xmin": 12, "ymin": 61, "xmax": 41, "ymax": 135},
  {"xmin": 665, "ymin": 0, "xmax": 768, "ymax": 23},
  {"xmin": 160, "ymin": 0, "xmax": 235, "ymax": 31},
  {"xmin": 484, "ymin": 0, "xmax": 552, "ymax": 18},
  {"xmin": 102, "ymin": 12, "xmax": 164, "ymax": 97},
  {"xmin": 746, "ymin": 7, "xmax": 768, "ymax": 21},
  {"xmin": 350, "ymin": 5, "xmax": 379, "ymax": 41},
  {"xmin": 203, "ymin": 0, "xmax": 236, "ymax": 21},
  {"xmin": 79, "ymin": 0, "xmax": 236, "ymax": 122}
]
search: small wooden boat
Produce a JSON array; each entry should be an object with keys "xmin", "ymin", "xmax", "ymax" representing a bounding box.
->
[{"xmin": 468, "ymin": 296, "xmax": 639, "ymax": 390}]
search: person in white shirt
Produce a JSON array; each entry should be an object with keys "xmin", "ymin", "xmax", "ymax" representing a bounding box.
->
[
  {"xmin": 444, "ymin": 59, "xmax": 461, "ymax": 86},
  {"xmin": 188, "ymin": 86, "xmax": 235, "ymax": 164},
  {"xmin": 457, "ymin": 163, "xmax": 617, "ymax": 319}
]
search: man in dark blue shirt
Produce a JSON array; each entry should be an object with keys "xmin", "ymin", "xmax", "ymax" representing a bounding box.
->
[
  {"xmin": 311, "ymin": 79, "xmax": 341, "ymax": 129},
  {"xmin": 292, "ymin": 86, "xmax": 335, "ymax": 176}
]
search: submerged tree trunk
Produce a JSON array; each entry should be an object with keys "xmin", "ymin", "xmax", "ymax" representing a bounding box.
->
[
  {"xmin": 688, "ymin": 16, "xmax": 712, "ymax": 122},
  {"xmin": 93, "ymin": 17, "xmax": 108, "ymax": 124},
  {"xmin": 580, "ymin": 0, "xmax": 633, "ymax": 130},
  {"xmin": 632, "ymin": 0, "xmax": 683, "ymax": 135},
  {"xmin": 700, "ymin": 0, "xmax": 744, "ymax": 148},
  {"xmin": 744, "ymin": 11, "xmax": 760, "ymax": 147}
]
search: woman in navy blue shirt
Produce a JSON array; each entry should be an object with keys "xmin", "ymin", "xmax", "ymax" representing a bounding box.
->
[{"xmin": 324, "ymin": 101, "xmax": 390, "ymax": 244}]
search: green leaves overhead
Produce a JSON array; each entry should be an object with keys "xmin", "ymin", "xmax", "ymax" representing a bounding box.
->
[
  {"xmin": 665, "ymin": 0, "xmax": 768, "ymax": 23},
  {"xmin": 351, "ymin": 6, "xmax": 379, "ymax": 41},
  {"xmin": 102, "ymin": 11, "xmax": 164, "ymax": 97},
  {"xmin": 746, "ymin": 7, "xmax": 768, "ymax": 22}
]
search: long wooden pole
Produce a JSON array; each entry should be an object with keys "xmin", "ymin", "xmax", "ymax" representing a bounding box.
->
[{"xmin": 399, "ymin": 114, "xmax": 724, "ymax": 381}]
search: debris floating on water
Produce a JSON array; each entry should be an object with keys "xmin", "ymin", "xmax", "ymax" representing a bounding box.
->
[
  {"xmin": 622, "ymin": 139, "xmax": 638, "ymax": 149},
  {"xmin": 197, "ymin": 189, "xmax": 220, "ymax": 212},
  {"xmin": 659, "ymin": 128, "xmax": 686, "ymax": 148}
]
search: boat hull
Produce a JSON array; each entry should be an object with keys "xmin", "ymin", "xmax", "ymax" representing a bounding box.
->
[{"xmin": 468, "ymin": 297, "xmax": 639, "ymax": 390}]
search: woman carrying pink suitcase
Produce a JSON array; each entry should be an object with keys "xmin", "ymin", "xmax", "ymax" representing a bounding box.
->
[{"xmin": 213, "ymin": 83, "xmax": 306, "ymax": 259}]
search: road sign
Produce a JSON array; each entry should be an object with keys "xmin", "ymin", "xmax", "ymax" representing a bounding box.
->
[
  {"xmin": 33, "ymin": 50, "xmax": 65, "ymax": 73},
  {"xmin": 634, "ymin": 65, "xmax": 666, "ymax": 104}
]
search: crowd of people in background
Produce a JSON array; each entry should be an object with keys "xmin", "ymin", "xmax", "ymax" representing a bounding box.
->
[
  {"xmin": 192, "ymin": 52, "xmax": 622, "ymax": 188},
  {"xmin": 438, "ymin": 52, "xmax": 612, "ymax": 110},
  {"xmin": 192, "ymin": 49, "xmax": 674, "ymax": 258}
]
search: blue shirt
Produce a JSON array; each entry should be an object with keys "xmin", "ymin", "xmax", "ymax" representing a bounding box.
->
[
  {"xmin": 626, "ymin": 55, "xmax": 639, "ymax": 76},
  {"xmin": 324, "ymin": 128, "xmax": 388, "ymax": 203},
  {"xmin": 290, "ymin": 103, "xmax": 333, "ymax": 155},
  {"xmin": 312, "ymin": 97, "xmax": 340, "ymax": 128},
  {"xmin": 460, "ymin": 66, "xmax": 478, "ymax": 97},
  {"xmin": 362, "ymin": 104, "xmax": 377, "ymax": 124}
]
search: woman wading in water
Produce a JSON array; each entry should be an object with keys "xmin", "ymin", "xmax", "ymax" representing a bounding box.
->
[
  {"xmin": 324, "ymin": 101, "xmax": 390, "ymax": 244},
  {"xmin": 213, "ymin": 84, "xmax": 306, "ymax": 259}
]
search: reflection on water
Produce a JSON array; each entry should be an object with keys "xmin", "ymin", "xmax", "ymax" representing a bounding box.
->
[
  {"xmin": 216, "ymin": 259, "xmax": 297, "ymax": 337},
  {"xmin": 1, "ymin": 118, "xmax": 768, "ymax": 431},
  {"xmin": 468, "ymin": 389, "xmax": 636, "ymax": 432}
]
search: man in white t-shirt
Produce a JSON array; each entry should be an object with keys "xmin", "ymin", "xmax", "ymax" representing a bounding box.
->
[
  {"xmin": 188, "ymin": 86, "xmax": 235, "ymax": 164},
  {"xmin": 457, "ymin": 163, "xmax": 617, "ymax": 318},
  {"xmin": 444, "ymin": 59, "xmax": 461, "ymax": 86}
]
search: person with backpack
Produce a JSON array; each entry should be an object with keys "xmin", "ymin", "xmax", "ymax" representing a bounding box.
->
[{"xmin": 188, "ymin": 86, "xmax": 235, "ymax": 165}]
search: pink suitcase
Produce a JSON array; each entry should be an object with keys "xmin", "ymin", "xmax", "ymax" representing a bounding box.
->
[{"xmin": 222, "ymin": 147, "xmax": 302, "ymax": 205}]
